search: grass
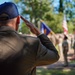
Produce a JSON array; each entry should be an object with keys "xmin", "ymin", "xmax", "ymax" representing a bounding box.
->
[
  {"xmin": 36, "ymin": 46, "xmax": 75, "ymax": 75},
  {"xmin": 36, "ymin": 68, "xmax": 75, "ymax": 75},
  {"xmin": 36, "ymin": 60, "xmax": 75, "ymax": 75}
]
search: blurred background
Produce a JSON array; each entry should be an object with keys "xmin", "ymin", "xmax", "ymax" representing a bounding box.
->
[
  {"xmin": 1, "ymin": 0, "xmax": 75, "ymax": 75},
  {"xmin": 0, "ymin": 0, "xmax": 74, "ymax": 34}
]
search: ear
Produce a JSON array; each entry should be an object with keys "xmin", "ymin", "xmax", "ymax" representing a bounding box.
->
[
  {"xmin": 16, "ymin": 16, "xmax": 20, "ymax": 31},
  {"xmin": 17, "ymin": 16, "xmax": 20, "ymax": 24}
]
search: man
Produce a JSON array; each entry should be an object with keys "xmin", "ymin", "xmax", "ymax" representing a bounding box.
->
[
  {"xmin": 0, "ymin": 2, "xmax": 59, "ymax": 75},
  {"xmin": 62, "ymin": 34, "xmax": 69, "ymax": 67}
]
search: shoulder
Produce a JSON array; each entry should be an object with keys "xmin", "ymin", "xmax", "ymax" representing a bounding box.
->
[{"xmin": 20, "ymin": 34, "xmax": 40, "ymax": 46}]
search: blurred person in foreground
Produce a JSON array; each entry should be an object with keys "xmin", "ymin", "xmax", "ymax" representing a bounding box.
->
[{"xmin": 0, "ymin": 2, "xmax": 59, "ymax": 75}]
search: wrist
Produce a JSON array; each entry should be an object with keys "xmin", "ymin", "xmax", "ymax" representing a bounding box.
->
[{"xmin": 36, "ymin": 32, "xmax": 41, "ymax": 36}]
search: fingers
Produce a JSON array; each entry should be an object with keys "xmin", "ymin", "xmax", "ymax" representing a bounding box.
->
[
  {"xmin": 21, "ymin": 16, "xmax": 34, "ymax": 27},
  {"xmin": 20, "ymin": 16, "xmax": 40, "ymax": 35},
  {"xmin": 21, "ymin": 16, "xmax": 29, "ymax": 23},
  {"xmin": 21, "ymin": 16, "xmax": 34, "ymax": 29}
]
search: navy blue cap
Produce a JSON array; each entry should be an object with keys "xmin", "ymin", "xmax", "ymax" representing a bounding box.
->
[{"xmin": 0, "ymin": 2, "xmax": 19, "ymax": 21}]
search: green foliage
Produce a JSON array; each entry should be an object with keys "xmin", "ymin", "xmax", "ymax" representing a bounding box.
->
[
  {"xmin": 13, "ymin": 0, "xmax": 75, "ymax": 34},
  {"xmin": 59, "ymin": 0, "xmax": 63, "ymax": 13},
  {"xmin": 68, "ymin": 21, "xmax": 74, "ymax": 33},
  {"xmin": 43, "ymin": 12, "xmax": 63, "ymax": 33},
  {"xmin": 19, "ymin": 22, "xmax": 30, "ymax": 34},
  {"xmin": 13, "ymin": 0, "xmax": 52, "ymax": 26}
]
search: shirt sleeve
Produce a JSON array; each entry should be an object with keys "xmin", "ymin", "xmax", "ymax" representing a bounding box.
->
[{"xmin": 35, "ymin": 34, "xmax": 59, "ymax": 66}]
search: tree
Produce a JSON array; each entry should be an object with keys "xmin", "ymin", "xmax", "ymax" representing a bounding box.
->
[
  {"xmin": 13, "ymin": 0, "xmax": 74, "ymax": 33},
  {"xmin": 13, "ymin": 0, "xmax": 52, "ymax": 27},
  {"xmin": 59, "ymin": 0, "xmax": 64, "ymax": 13},
  {"xmin": 53, "ymin": 0, "xmax": 75, "ymax": 33},
  {"xmin": 19, "ymin": 22, "xmax": 30, "ymax": 34},
  {"xmin": 44, "ymin": 12, "xmax": 63, "ymax": 33}
]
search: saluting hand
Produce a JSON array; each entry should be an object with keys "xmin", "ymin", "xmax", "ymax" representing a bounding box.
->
[{"xmin": 21, "ymin": 16, "xmax": 41, "ymax": 36}]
